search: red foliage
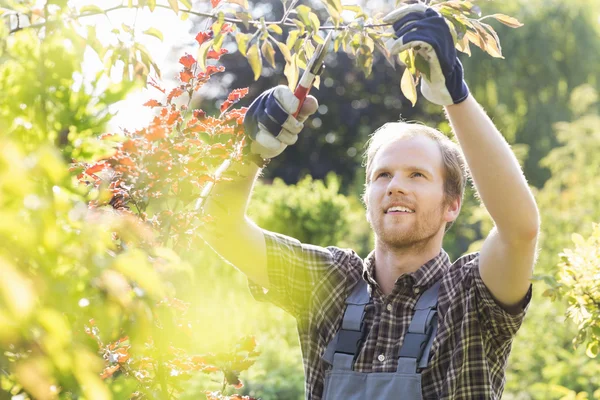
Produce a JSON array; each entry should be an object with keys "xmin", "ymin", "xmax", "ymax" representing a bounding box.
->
[
  {"xmin": 207, "ymin": 48, "xmax": 228, "ymax": 60},
  {"xmin": 72, "ymin": 24, "xmax": 257, "ymax": 398},
  {"xmin": 179, "ymin": 54, "xmax": 196, "ymax": 68},
  {"xmin": 210, "ymin": 0, "xmax": 222, "ymax": 8},
  {"xmin": 195, "ymin": 30, "xmax": 212, "ymax": 45}
]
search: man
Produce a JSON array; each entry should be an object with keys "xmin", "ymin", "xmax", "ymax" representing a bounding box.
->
[{"xmin": 202, "ymin": 4, "xmax": 539, "ymax": 399}]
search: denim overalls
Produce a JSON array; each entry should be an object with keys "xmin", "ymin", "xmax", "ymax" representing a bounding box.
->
[{"xmin": 321, "ymin": 278, "xmax": 441, "ymax": 399}]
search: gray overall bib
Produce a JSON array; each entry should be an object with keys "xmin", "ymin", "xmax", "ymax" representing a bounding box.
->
[{"xmin": 321, "ymin": 278, "xmax": 441, "ymax": 399}]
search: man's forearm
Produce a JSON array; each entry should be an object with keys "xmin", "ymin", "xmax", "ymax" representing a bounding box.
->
[
  {"xmin": 445, "ymin": 95, "xmax": 540, "ymax": 240},
  {"xmin": 202, "ymin": 161, "xmax": 261, "ymax": 224}
]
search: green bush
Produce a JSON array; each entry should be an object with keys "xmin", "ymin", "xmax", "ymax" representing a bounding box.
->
[{"xmin": 249, "ymin": 173, "xmax": 372, "ymax": 257}]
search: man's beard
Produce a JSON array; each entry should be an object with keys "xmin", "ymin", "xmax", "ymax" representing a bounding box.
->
[{"xmin": 368, "ymin": 200, "xmax": 447, "ymax": 251}]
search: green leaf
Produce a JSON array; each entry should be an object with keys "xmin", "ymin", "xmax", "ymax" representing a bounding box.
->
[
  {"xmin": 296, "ymin": 5, "xmax": 311, "ymax": 26},
  {"xmin": 487, "ymin": 13, "xmax": 524, "ymax": 28},
  {"xmin": 143, "ymin": 27, "xmax": 163, "ymax": 41},
  {"xmin": 586, "ymin": 341, "xmax": 599, "ymax": 358},
  {"xmin": 235, "ymin": 11, "xmax": 251, "ymax": 29},
  {"xmin": 247, "ymin": 43, "xmax": 262, "ymax": 80},
  {"xmin": 213, "ymin": 32, "xmax": 225, "ymax": 51},
  {"xmin": 286, "ymin": 30, "xmax": 299, "ymax": 49},
  {"xmin": 180, "ymin": 0, "xmax": 192, "ymax": 8},
  {"xmin": 197, "ymin": 39, "xmax": 213, "ymax": 71},
  {"xmin": 268, "ymin": 24, "xmax": 283, "ymax": 35},
  {"xmin": 284, "ymin": 54, "xmax": 299, "ymax": 91},
  {"xmin": 212, "ymin": 12, "xmax": 225, "ymax": 36},
  {"xmin": 79, "ymin": 5, "xmax": 104, "ymax": 14},
  {"xmin": 308, "ymin": 12, "xmax": 320, "ymax": 34},
  {"xmin": 276, "ymin": 40, "xmax": 292, "ymax": 64},
  {"xmin": 401, "ymin": 68, "xmax": 417, "ymax": 106},
  {"xmin": 235, "ymin": 32, "xmax": 250, "ymax": 56},
  {"xmin": 167, "ymin": 0, "xmax": 179, "ymax": 14},
  {"xmin": 147, "ymin": 0, "xmax": 156, "ymax": 11},
  {"xmin": 414, "ymin": 53, "xmax": 431, "ymax": 81},
  {"xmin": 261, "ymin": 40, "xmax": 276, "ymax": 68}
]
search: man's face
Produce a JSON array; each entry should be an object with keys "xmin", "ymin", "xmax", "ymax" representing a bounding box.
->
[{"xmin": 365, "ymin": 136, "xmax": 457, "ymax": 249}]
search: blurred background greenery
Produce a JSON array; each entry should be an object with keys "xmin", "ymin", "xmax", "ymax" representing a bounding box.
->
[{"xmin": 1, "ymin": 0, "xmax": 600, "ymax": 398}]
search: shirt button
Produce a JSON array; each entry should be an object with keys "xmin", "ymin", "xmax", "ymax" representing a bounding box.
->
[
  {"xmin": 386, "ymin": 303, "xmax": 393, "ymax": 312},
  {"xmin": 414, "ymin": 287, "xmax": 421, "ymax": 294},
  {"xmin": 378, "ymin": 354, "xmax": 385, "ymax": 362}
]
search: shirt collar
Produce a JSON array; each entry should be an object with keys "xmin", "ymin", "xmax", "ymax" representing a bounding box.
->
[{"xmin": 362, "ymin": 249, "xmax": 451, "ymax": 294}]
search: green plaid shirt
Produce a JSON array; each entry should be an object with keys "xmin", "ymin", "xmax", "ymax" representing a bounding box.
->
[{"xmin": 248, "ymin": 230, "xmax": 532, "ymax": 399}]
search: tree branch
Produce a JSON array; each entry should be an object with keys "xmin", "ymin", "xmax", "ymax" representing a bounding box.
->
[{"xmin": 8, "ymin": 3, "xmax": 392, "ymax": 36}]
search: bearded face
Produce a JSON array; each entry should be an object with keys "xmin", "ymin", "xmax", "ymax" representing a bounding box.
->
[{"xmin": 365, "ymin": 136, "xmax": 457, "ymax": 250}]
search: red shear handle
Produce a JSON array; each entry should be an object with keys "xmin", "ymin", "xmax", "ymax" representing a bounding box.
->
[
  {"xmin": 292, "ymin": 69, "xmax": 317, "ymax": 118},
  {"xmin": 293, "ymin": 85, "xmax": 311, "ymax": 118}
]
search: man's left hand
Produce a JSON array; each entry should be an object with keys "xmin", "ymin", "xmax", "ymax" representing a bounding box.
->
[{"xmin": 383, "ymin": 3, "xmax": 470, "ymax": 106}]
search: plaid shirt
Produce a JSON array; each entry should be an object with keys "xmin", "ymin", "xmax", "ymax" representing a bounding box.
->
[{"xmin": 248, "ymin": 230, "xmax": 532, "ymax": 400}]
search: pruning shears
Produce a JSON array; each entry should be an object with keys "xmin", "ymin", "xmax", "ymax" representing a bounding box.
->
[{"xmin": 292, "ymin": 31, "xmax": 334, "ymax": 118}]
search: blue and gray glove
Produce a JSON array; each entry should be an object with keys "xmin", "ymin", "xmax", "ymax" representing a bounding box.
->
[
  {"xmin": 243, "ymin": 85, "xmax": 318, "ymax": 164},
  {"xmin": 383, "ymin": 3, "xmax": 469, "ymax": 106}
]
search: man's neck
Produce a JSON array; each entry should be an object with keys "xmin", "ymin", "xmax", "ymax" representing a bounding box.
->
[{"xmin": 373, "ymin": 237, "xmax": 443, "ymax": 296}]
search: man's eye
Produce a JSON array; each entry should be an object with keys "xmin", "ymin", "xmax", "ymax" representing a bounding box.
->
[
  {"xmin": 412, "ymin": 172, "xmax": 425, "ymax": 178},
  {"xmin": 377, "ymin": 172, "xmax": 391, "ymax": 179}
]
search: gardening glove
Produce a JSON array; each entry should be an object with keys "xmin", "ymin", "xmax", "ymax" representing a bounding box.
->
[
  {"xmin": 383, "ymin": 3, "xmax": 470, "ymax": 106},
  {"xmin": 243, "ymin": 85, "xmax": 318, "ymax": 164}
]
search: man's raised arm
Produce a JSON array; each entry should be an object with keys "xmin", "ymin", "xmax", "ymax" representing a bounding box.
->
[
  {"xmin": 199, "ymin": 86, "xmax": 318, "ymax": 290},
  {"xmin": 383, "ymin": 3, "xmax": 539, "ymax": 309}
]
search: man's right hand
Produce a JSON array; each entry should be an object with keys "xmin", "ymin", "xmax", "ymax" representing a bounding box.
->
[{"xmin": 243, "ymin": 85, "xmax": 318, "ymax": 161}]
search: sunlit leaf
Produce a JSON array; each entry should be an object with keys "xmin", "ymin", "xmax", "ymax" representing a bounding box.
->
[
  {"xmin": 286, "ymin": 30, "xmax": 299, "ymax": 49},
  {"xmin": 414, "ymin": 53, "xmax": 431, "ymax": 81},
  {"xmin": 235, "ymin": 32, "xmax": 250, "ymax": 56},
  {"xmin": 401, "ymin": 68, "xmax": 417, "ymax": 106},
  {"xmin": 261, "ymin": 40, "xmax": 276, "ymax": 68},
  {"xmin": 284, "ymin": 54, "xmax": 299, "ymax": 91},
  {"xmin": 235, "ymin": 11, "xmax": 251, "ymax": 29},
  {"xmin": 276, "ymin": 41, "xmax": 292, "ymax": 64},
  {"xmin": 197, "ymin": 39, "xmax": 213, "ymax": 71},
  {"xmin": 79, "ymin": 5, "xmax": 104, "ymax": 14},
  {"xmin": 143, "ymin": 27, "xmax": 163, "ymax": 41},
  {"xmin": 168, "ymin": 0, "xmax": 179, "ymax": 14},
  {"xmin": 486, "ymin": 13, "xmax": 524, "ymax": 28},
  {"xmin": 268, "ymin": 24, "xmax": 283, "ymax": 35},
  {"xmin": 247, "ymin": 43, "xmax": 262, "ymax": 80}
]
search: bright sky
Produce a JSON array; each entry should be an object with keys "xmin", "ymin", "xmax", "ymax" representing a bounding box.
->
[{"xmin": 67, "ymin": 0, "xmax": 203, "ymax": 132}]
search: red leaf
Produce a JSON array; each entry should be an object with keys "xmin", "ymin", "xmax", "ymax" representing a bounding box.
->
[
  {"xmin": 143, "ymin": 99, "xmax": 162, "ymax": 108},
  {"xmin": 148, "ymin": 77, "xmax": 166, "ymax": 93},
  {"xmin": 179, "ymin": 54, "xmax": 196, "ymax": 68},
  {"xmin": 85, "ymin": 162, "xmax": 109, "ymax": 175},
  {"xmin": 195, "ymin": 31, "xmax": 213, "ymax": 45},
  {"xmin": 167, "ymin": 87, "xmax": 185, "ymax": 104},
  {"xmin": 146, "ymin": 127, "xmax": 167, "ymax": 141},
  {"xmin": 167, "ymin": 111, "xmax": 181, "ymax": 125},
  {"xmin": 220, "ymin": 100, "xmax": 232, "ymax": 113},
  {"xmin": 227, "ymin": 88, "xmax": 249, "ymax": 103},
  {"xmin": 180, "ymin": 69, "xmax": 193, "ymax": 83},
  {"xmin": 100, "ymin": 365, "xmax": 120, "ymax": 380},
  {"xmin": 211, "ymin": 0, "xmax": 222, "ymax": 7},
  {"xmin": 207, "ymin": 48, "xmax": 228, "ymax": 60},
  {"xmin": 221, "ymin": 23, "xmax": 233, "ymax": 33},
  {"xmin": 193, "ymin": 109, "xmax": 206, "ymax": 120}
]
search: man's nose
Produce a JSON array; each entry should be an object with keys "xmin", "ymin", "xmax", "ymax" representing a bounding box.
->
[{"xmin": 387, "ymin": 175, "xmax": 408, "ymax": 196}]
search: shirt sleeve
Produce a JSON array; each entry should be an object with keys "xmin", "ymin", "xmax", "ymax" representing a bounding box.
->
[
  {"xmin": 464, "ymin": 253, "xmax": 533, "ymax": 341},
  {"xmin": 247, "ymin": 230, "xmax": 342, "ymax": 319}
]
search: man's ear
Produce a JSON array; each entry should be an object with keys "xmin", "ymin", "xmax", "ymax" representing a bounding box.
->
[{"xmin": 444, "ymin": 196, "xmax": 461, "ymax": 223}]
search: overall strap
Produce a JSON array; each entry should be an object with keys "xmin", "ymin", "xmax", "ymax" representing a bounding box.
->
[
  {"xmin": 396, "ymin": 280, "xmax": 442, "ymax": 374},
  {"xmin": 322, "ymin": 278, "xmax": 370, "ymax": 371}
]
